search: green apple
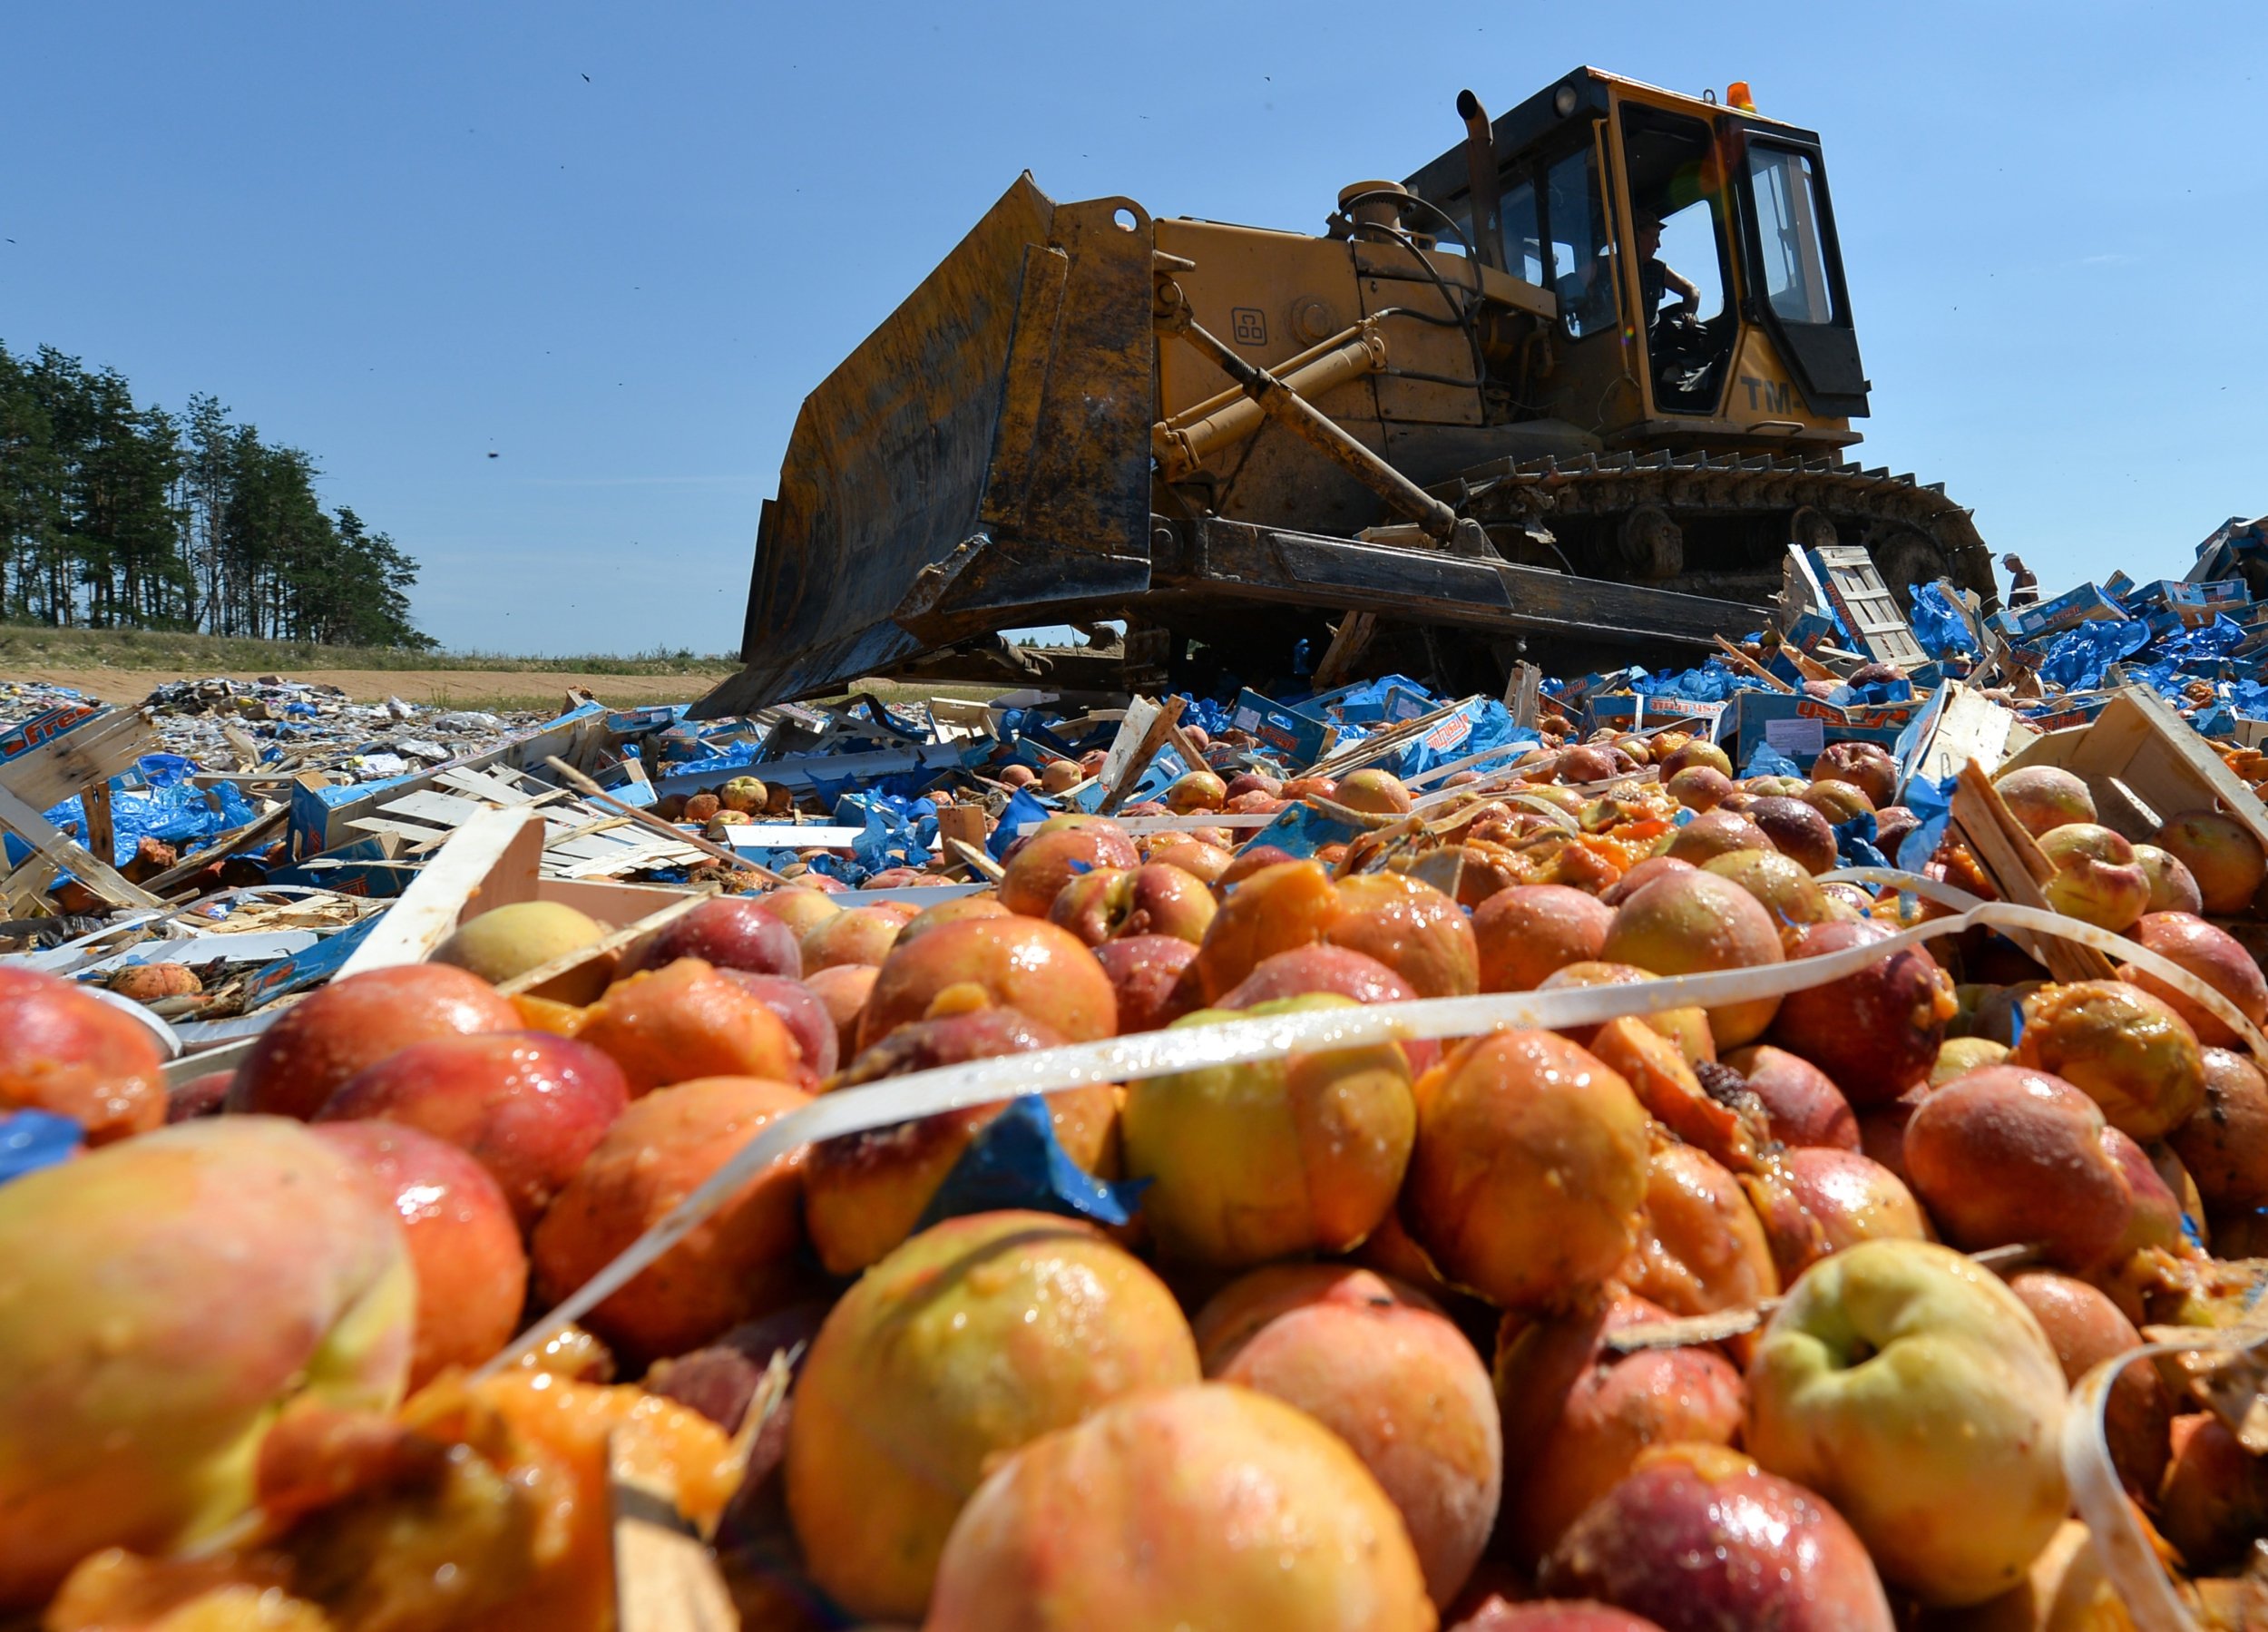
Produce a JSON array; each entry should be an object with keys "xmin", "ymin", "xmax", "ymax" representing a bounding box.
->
[
  {"xmin": 1745, "ymin": 1238, "xmax": 2068, "ymax": 1607},
  {"xmin": 0, "ymin": 1118, "xmax": 414, "ymax": 1608}
]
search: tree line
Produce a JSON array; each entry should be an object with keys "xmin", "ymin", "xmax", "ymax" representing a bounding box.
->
[{"xmin": 0, "ymin": 339, "xmax": 433, "ymax": 648}]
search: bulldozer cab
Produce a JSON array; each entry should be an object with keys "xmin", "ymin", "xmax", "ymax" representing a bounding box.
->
[{"xmin": 1407, "ymin": 68, "xmax": 1867, "ymax": 448}]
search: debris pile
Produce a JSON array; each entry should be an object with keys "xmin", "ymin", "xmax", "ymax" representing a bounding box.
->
[{"xmin": 3, "ymin": 520, "xmax": 2267, "ymax": 1627}]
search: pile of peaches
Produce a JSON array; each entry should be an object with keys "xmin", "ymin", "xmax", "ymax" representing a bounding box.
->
[{"xmin": 5, "ymin": 728, "xmax": 2268, "ymax": 1631}]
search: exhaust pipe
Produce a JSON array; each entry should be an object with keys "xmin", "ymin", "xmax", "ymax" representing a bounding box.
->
[{"xmin": 1456, "ymin": 89, "xmax": 1503, "ymax": 272}]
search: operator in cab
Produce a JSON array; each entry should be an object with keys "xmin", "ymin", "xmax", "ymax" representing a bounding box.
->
[{"xmin": 1634, "ymin": 216, "xmax": 1700, "ymax": 331}]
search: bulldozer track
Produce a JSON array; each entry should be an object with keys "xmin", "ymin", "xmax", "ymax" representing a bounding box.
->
[{"xmin": 1447, "ymin": 449, "xmax": 1999, "ymax": 610}]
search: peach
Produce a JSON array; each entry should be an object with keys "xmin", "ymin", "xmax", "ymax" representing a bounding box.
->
[
  {"xmin": 1768, "ymin": 919, "xmax": 1957, "ymax": 1105},
  {"xmin": 1800, "ymin": 778, "xmax": 1875, "ymax": 826},
  {"xmin": 788, "ymin": 1211, "xmax": 1201, "ymax": 1621},
  {"xmin": 2158, "ymin": 1412, "xmax": 2268, "ymax": 1573},
  {"xmin": 1663, "ymin": 807, "xmax": 1772, "ymax": 866},
  {"xmin": 2170, "ymin": 1046, "xmax": 2268, "ymax": 1214},
  {"xmin": 1124, "ymin": 994, "xmax": 1413, "ymax": 1265},
  {"xmin": 312, "ymin": 1121, "xmax": 525, "ymax": 1388},
  {"xmin": 1722, "ymin": 1044, "xmax": 1858, "ymax": 1149},
  {"xmin": 1598, "ymin": 855, "xmax": 1693, "ymax": 907},
  {"xmin": 1904, "ymin": 1065, "xmax": 2134, "ymax": 1271},
  {"xmin": 928, "ymin": 1384, "xmax": 1432, "ymax": 1632},
  {"xmin": 0, "ymin": 1119, "xmax": 412, "ymax": 1608},
  {"xmin": 316, "ymin": 1031, "xmax": 630, "ymax": 1229},
  {"xmin": 575, "ymin": 956, "xmax": 800, "ymax": 1095},
  {"xmin": 1403, "ymin": 1030, "xmax": 1650, "ymax": 1310},
  {"xmin": 2012, "ymin": 979, "xmax": 2204, "ymax": 1138},
  {"xmin": 532, "ymin": 1075, "xmax": 811, "ymax": 1363},
  {"xmin": 996, "ymin": 816, "xmax": 1139, "ymax": 917},
  {"xmin": 1929, "ymin": 1034, "xmax": 2009, "ymax": 1085},
  {"xmin": 894, "ymin": 890, "xmax": 1009, "ymax": 945},
  {"xmin": 1741, "ymin": 1146, "xmax": 1929, "ymax": 1283},
  {"xmin": 2132, "ymin": 842, "xmax": 2205, "ymax": 916},
  {"xmin": 2007, "ymin": 1270, "xmax": 2170, "ymax": 1500},
  {"xmin": 1494, "ymin": 1294, "xmax": 1745, "ymax": 1564},
  {"xmin": 1218, "ymin": 943, "xmax": 1441, "ymax": 1072},
  {"xmin": 715, "ymin": 971, "xmax": 839, "ymax": 1081},
  {"xmin": 2037, "ymin": 823, "xmax": 2150, "ymax": 931},
  {"xmin": 682, "ymin": 792, "xmax": 720, "ymax": 823},
  {"xmin": 1225, "ymin": 771, "xmax": 1284, "ymax": 800},
  {"xmin": 433, "ymin": 899, "xmax": 608, "ymax": 995},
  {"xmin": 1664, "ymin": 765, "xmax": 1734, "ymax": 812},
  {"xmin": 1051, "ymin": 860, "xmax": 1218, "ymax": 946},
  {"xmin": 1659, "ymin": 739, "xmax": 1733, "ymax": 779},
  {"xmin": 858, "ymin": 914, "xmax": 1116, "ymax": 1050},
  {"xmin": 2155, "ymin": 808, "xmax": 2267, "ymax": 915},
  {"xmin": 998, "ymin": 762, "xmax": 1037, "ymax": 788},
  {"xmin": 1540, "ymin": 961, "xmax": 1716, "ymax": 1066},
  {"xmin": 1338, "ymin": 767, "xmax": 1416, "ymax": 815},
  {"xmin": 1809, "ymin": 740, "xmax": 1898, "ymax": 807},
  {"xmin": 0, "ymin": 965, "xmax": 167, "ymax": 1144},
  {"xmin": 1474, "ymin": 884, "xmax": 1614, "ymax": 992},
  {"xmin": 758, "ymin": 884, "xmax": 841, "ymax": 940},
  {"xmin": 1589, "ymin": 1020, "xmax": 1764, "ymax": 1171},
  {"xmin": 1195, "ymin": 1266, "xmax": 1501, "ymax": 1605},
  {"xmin": 621, "ymin": 894, "xmax": 800, "ymax": 981},
  {"xmin": 227, "ymin": 963, "xmax": 519, "ymax": 1122},
  {"xmin": 1698, "ymin": 849, "xmax": 1836, "ymax": 932},
  {"xmin": 166, "ymin": 1069, "xmax": 233, "ymax": 1122},
  {"xmin": 2118, "ymin": 910, "xmax": 2268, "ymax": 1047},
  {"xmin": 1619, "ymin": 1142, "xmax": 1778, "ymax": 1321},
  {"xmin": 1144, "ymin": 833, "xmax": 1234, "ymax": 885},
  {"xmin": 1600, "ymin": 868, "xmax": 1785, "ymax": 1048},
  {"xmin": 1194, "ymin": 857, "xmax": 1473, "ymax": 1003},
  {"xmin": 1452, "ymin": 1606, "xmax": 1666, "ymax": 1632},
  {"xmin": 801, "ymin": 962, "xmax": 877, "ymax": 1061},
  {"xmin": 1746, "ymin": 796, "xmax": 1838, "ymax": 875},
  {"xmin": 1993, "ymin": 765, "xmax": 2096, "ymax": 837},
  {"xmin": 796, "ymin": 904, "xmax": 904, "ymax": 972},
  {"xmin": 1092, "ymin": 933, "xmax": 1198, "ymax": 1032},
  {"xmin": 805, "ymin": 1011, "xmax": 1114, "ymax": 1274},
  {"xmin": 1165, "ymin": 769, "xmax": 1227, "ymax": 812},
  {"xmin": 1540, "ymin": 1447, "xmax": 1893, "ymax": 1629},
  {"xmin": 1554, "ymin": 744, "xmax": 1619, "ymax": 785}
]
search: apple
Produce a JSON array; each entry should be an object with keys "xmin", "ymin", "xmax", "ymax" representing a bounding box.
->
[
  {"xmin": 1339, "ymin": 767, "xmax": 1416, "ymax": 815},
  {"xmin": 1195, "ymin": 1265, "xmax": 1501, "ymax": 1605},
  {"xmin": 996, "ymin": 816, "xmax": 1140, "ymax": 918},
  {"xmin": 1451, "ymin": 1605, "xmax": 1666, "ymax": 1632},
  {"xmin": 927, "ymin": 1383, "xmax": 1432, "ymax": 1632},
  {"xmin": 1540, "ymin": 1445, "xmax": 1894, "ymax": 1629},
  {"xmin": 0, "ymin": 965, "xmax": 168, "ymax": 1145},
  {"xmin": 576, "ymin": 957, "xmax": 801, "ymax": 1095},
  {"xmin": 1745, "ymin": 1239, "xmax": 2068, "ymax": 1606},
  {"xmin": 787, "ymin": 1211, "xmax": 1201, "ymax": 1622},
  {"xmin": 166, "ymin": 1069, "xmax": 234, "ymax": 1122},
  {"xmin": 719, "ymin": 775, "xmax": 769, "ymax": 814},
  {"xmin": 1472, "ymin": 884, "xmax": 1614, "ymax": 992},
  {"xmin": 2157, "ymin": 1412, "xmax": 2268, "ymax": 1574},
  {"xmin": 1494, "ymin": 1293, "xmax": 1745, "ymax": 1566},
  {"xmin": 1553, "ymin": 744, "xmax": 1620, "ymax": 785},
  {"xmin": 1039, "ymin": 759, "xmax": 1081, "ymax": 795},
  {"xmin": 2036, "ymin": 823, "xmax": 2150, "ymax": 931},
  {"xmin": 1092, "ymin": 933, "xmax": 1199, "ymax": 1033},
  {"xmin": 2011, "ymin": 979, "xmax": 2204, "ymax": 1139},
  {"xmin": 531, "ymin": 1074, "xmax": 812, "ymax": 1364},
  {"xmin": 997, "ymin": 762, "xmax": 1036, "ymax": 788},
  {"xmin": 2154, "ymin": 809, "xmax": 2267, "ymax": 916},
  {"xmin": 621, "ymin": 894, "xmax": 800, "ymax": 982},
  {"xmin": 1721, "ymin": 1045, "xmax": 1858, "ymax": 1149},
  {"xmin": 228, "ymin": 963, "xmax": 520, "ymax": 1122},
  {"xmin": 1403, "ymin": 1030, "xmax": 1650, "ymax": 1311},
  {"xmin": 0, "ymin": 1119, "xmax": 412, "ymax": 1608},
  {"xmin": 1766, "ymin": 920, "xmax": 1956, "ymax": 1105},
  {"xmin": 804, "ymin": 1010, "xmax": 1116, "ymax": 1275},
  {"xmin": 1993, "ymin": 766, "xmax": 2096, "ymax": 837},
  {"xmin": 857, "ymin": 914, "xmax": 1117, "ymax": 1050},
  {"xmin": 311, "ymin": 1121, "xmax": 526, "ymax": 1388},
  {"xmin": 1124, "ymin": 994, "xmax": 1413, "ymax": 1266},
  {"xmin": 2117, "ymin": 911, "xmax": 2268, "ymax": 1048},
  {"xmin": 1601, "ymin": 869, "xmax": 1785, "ymax": 1048},
  {"xmin": 316, "ymin": 1031, "xmax": 630, "ymax": 1230}
]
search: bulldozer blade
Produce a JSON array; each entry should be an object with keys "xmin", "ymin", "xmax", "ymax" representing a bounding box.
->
[{"xmin": 696, "ymin": 177, "xmax": 1158, "ymax": 718}]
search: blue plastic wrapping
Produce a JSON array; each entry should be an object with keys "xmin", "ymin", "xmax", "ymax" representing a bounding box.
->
[
  {"xmin": 1898, "ymin": 774, "xmax": 1958, "ymax": 874},
  {"xmin": 989, "ymin": 787, "xmax": 1053, "ymax": 859},
  {"xmin": 914, "ymin": 1095, "xmax": 1148, "ymax": 1231},
  {"xmin": 2038, "ymin": 617, "xmax": 2154, "ymax": 690},
  {"xmin": 11, "ymin": 754, "xmax": 259, "ymax": 872},
  {"xmin": 1833, "ymin": 811, "xmax": 1891, "ymax": 871},
  {"xmin": 0, "ymin": 1110, "xmax": 82, "ymax": 1187},
  {"xmin": 1907, "ymin": 581, "xmax": 1979, "ymax": 660},
  {"xmin": 1382, "ymin": 699, "xmax": 1535, "ymax": 783},
  {"xmin": 1741, "ymin": 740, "xmax": 1806, "ymax": 779}
]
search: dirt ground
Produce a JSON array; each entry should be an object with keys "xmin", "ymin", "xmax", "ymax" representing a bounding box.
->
[{"xmin": 8, "ymin": 669, "xmax": 721, "ymax": 711}]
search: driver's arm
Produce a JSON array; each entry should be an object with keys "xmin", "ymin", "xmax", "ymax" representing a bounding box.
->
[{"xmin": 1662, "ymin": 263, "xmax": 1701, "ymax": 318}]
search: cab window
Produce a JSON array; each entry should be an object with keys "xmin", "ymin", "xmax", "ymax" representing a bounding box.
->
[
  {"xmin": 1747, "ymin": 146, "xmax": 1836, "ymax": 324},
  {"xmin": 1497, "ymin": 178, "xmax": 1544, "ymax": 286},
  {"xmin": 1544, "ymin": 147, "xmax": 1614, "ymax": 339}
]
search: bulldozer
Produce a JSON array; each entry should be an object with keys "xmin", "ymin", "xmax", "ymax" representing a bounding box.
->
[{"xmin": 697, "ymin": 67, "xmax": 1999, "ymax": 717}]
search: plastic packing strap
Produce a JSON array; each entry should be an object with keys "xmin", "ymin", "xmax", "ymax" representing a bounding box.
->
[{"xmin": 481, "ymin": 888, "xmax": 2267, "ymax": 1381}]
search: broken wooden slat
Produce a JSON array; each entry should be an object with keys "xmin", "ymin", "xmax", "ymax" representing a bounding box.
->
[
  {"xmin": 1949, "ymin": 760, "xmax": 2118, "ymax": 983},
  {"xmin": 1099, "ymin": 697, "xmax": 1184, "ymax": 816},
  {"xmin": 1308, "ymin": 610, "xmax": 1378, "ymax": 692},
  {"xmin": 145, "ymin": 803, "xmax": 292, "ymax": 898},
  {"xmin": 544, "ymin": 758, "xmax": 784, "ymax": 884},
  {"xmin": 335, "ymin": 807, "xmax": 549, "ymax": 977},
  {"xmin": 0, "ymin": 707, "xmax": 160, "ymax": 811},
  {"xmin": 0, "ymin": 781, "xmax": 163, "ymax": 911},
  {"xmin": 497, "ymin": 884, "xmax": 718, "ymax": 1002}
]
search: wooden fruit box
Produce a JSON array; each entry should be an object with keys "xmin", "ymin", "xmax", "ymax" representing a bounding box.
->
[{"xmin": 1995, "ymin": 685, "xmax": 2268, "ymax": 855}]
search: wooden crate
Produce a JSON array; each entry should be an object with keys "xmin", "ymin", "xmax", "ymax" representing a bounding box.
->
[{"xmin": 1996, "ymin": 686, "xmax": 2268, "ymax": 853}]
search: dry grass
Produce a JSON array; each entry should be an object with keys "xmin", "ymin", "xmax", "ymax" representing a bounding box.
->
[{"xmin": 0, "ymin": 623, "xmax": 740, "ymax": 677}]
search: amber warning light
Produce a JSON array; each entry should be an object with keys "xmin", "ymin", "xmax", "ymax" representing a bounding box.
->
[{"xmin": 1726, "ymin": 80, "xmax": 1757, "ymax": 112}]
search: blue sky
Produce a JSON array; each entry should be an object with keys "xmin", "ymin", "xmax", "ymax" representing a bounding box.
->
[{"xmin": 5, "ymin": 3, "xmax": 2263, "ymax": 655}]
